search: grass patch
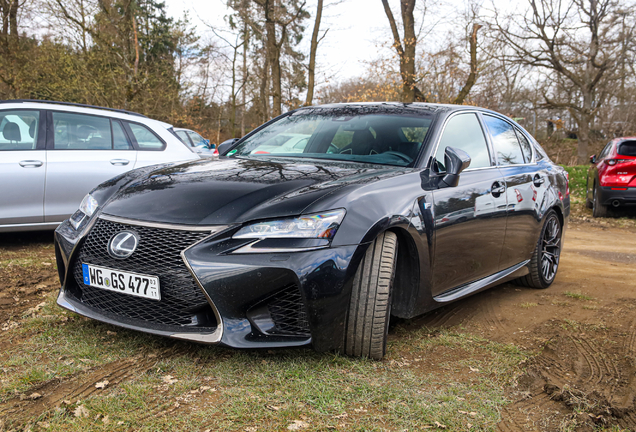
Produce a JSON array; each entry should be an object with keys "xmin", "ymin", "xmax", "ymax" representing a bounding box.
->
[
  {"xmin": 564, "ymin": 291, "xmax": 593, "ymax": 301},
  {"xmin": 1, "ymin": 301, "xmax": 530, "ymax": 431},
  {"xmin": 563, "ymin": 165, "xmax": 588, "ymax": 200},
  {"xmin": 519, "ymin": 302, "xmax": 538, "ymax": 308}
]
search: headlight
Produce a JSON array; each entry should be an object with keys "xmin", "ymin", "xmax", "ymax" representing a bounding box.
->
[
  {"xmin": 233, "ymin": 209, "xmax": 346, "ymax": 240},
  {"xmin": 70, "ymin": 194, "xmax": 99, "ymax": 230}
]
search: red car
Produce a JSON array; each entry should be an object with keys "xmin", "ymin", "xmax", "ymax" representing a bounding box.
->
[{"xmin": 587, "ymin": 138, "xmax": 636, "ymax": 217}]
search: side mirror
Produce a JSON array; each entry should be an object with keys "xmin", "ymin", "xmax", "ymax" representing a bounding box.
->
[
  {"xmin": 217, "ymin": 138, "xmax": 240, "ymax": 156},
  {"xmin": 590, "ymin": 155, "xmax": 596, "ymax": 164},
  {"xmin": 440, "ymin": 146, "xmax": 471, "ymax": 188}
]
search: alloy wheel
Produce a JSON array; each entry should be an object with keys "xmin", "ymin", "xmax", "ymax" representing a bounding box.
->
[{"xmin": 541, "ymin": 215, "xmax": 561, "ymax": 282}]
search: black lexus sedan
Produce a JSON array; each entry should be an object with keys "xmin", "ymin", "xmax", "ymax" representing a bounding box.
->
[{"xmin": 54, "ymin": 103, "xmax": 570, "ymax": 359}]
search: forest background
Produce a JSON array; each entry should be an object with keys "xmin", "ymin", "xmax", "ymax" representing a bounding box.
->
[{"xmin": 1, "ymin": 0, "xmax": 635, "ymax": 164}]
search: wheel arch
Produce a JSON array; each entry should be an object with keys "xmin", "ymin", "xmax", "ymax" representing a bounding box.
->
[{"xmin": 385, "ymin": 226, "xmax": 422, "ymax": 318}]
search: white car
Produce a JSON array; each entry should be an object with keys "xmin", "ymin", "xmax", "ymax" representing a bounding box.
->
[
  {"xmin": 174, "ymin": 127, "xmax": 218, "ymax": 157},
  {"xmin": 0, "ymin": 100, "xmax": 200, "ymax": 232},
  {"xmin": 250, "ymin": 133, "xmax": 310, "ymax": 154}
]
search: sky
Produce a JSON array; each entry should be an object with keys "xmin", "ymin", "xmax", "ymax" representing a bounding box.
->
[{"xmin": 163, "ymin": 0, "xmax": 411, "ymax": 82}]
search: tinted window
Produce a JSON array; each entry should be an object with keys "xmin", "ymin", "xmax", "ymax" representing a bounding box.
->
[
  {"xmin": 0, "ymin": 110, "xmax": 39, "ymax": 150},
  {"xmin": 515, "ymin": 129, "xmax": 533, "ymax": 163},
  {"xmin": 483, "ymin": 115, "xmax": 524, "ymax": 165},
  {"xmin": 618, "ymin": 141, "xmax": 636, "ymax": 157},
  {"xmin": 435, "ymin": 113, "xmax": 491, "ymax": 170},
  {"xmin": 113, "ymin": 120, "xmax": 133, "ymax": 150},
  {"xmin": 127, "ymin": 122, "xmax": 165, "ymax": 151},
  {"xmin": 231, "ymin": 112, "xmax": 433, "ymax": 167}
]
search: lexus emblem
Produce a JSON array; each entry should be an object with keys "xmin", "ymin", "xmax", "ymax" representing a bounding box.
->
[{"xmin": 108, "ymin": 231, "xmax": 139, "ymax": 258}]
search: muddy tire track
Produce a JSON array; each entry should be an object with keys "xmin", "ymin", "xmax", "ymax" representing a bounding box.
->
[{"xmin": 0, "ymin": 346, "xmax": 194, "ymax": 426}]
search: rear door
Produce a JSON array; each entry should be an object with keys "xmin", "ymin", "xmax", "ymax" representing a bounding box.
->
[
  {"xmin": 482, "ymin": 114, "xmax": 546, "ymax": 270},
  {"xmin": 123, "ymin": 121, "xmax": 171, "ymax": 168},
  {"xmin": 44, "ymin": 111, "xmax": 137, "ymax": 223},
  {"xmin": 431, "ymin": 112, "xmax": 508, "ymax": 296},
  {"xmin": 0, "ymin": 109, "xmax": 46, "ymax": 226}
]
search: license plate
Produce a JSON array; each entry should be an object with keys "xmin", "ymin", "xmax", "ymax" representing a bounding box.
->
[{"xmin": 81, "ymin": 263, "xmax": 161, "ymax": 301}]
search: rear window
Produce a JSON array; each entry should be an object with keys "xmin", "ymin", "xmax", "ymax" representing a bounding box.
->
[{"xmin": 618, "ymin": 141, "xmax": 636, "ymax": 157}]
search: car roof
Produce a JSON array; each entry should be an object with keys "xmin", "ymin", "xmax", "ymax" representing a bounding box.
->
[
  {"xmin": 300, "ymin": 101, "xmax": 507, "ymax": 117},
  {"xmin": 0, "ymin": 99, "xmax": 173, "ymax": 129}
]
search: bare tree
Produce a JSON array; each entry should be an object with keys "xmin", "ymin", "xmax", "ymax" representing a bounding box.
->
[
  {"xmin": 305, "ymin": 0, "xmax": 323, "ymax": 105},
  {"xmin": 381, "ymin": 0, "xmax": 426, "ymax": 102},
  {"xmin": 493, "ymin": 0, "xmax": 636, "ymax": 163}
]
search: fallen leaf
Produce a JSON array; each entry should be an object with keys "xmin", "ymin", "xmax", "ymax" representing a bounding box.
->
[
  {"xmin": 29, "ymin": 392, "xmax": 42, "ymax": 400},
  {"xmin": 434, "ymin": 421, "xmax": 447, "ymax": 429},
  {"xmin": 199, "ymin": 386, "xmax": 212, "ymax": 392},
  {"xmin": 469, "ymin": 366, "xmax": 479, "ymax": 373},
  {"xmin": 333, "ymin": 413, "xmax": 348, "ymax": 419},
  {"xmin": 162, "ymin": 375, "xmax": 178, "ymax": 384},
  {"xmin": 287, "ymin": 420, "xmax": 309, "ymax": 430},
  {"xmin": 74, "ymin": 405, "xmax": 90, "ymax": 418},
  {"xmin": 244, "ymin": 428, "xmax": 257, "ymax": 432},
  {"xmin": 266, "ymin": 405, "xmax": 282, "ymax": 411},
  {"xmin": 95, "ymin": 380, "xmax": 109, "ymax": 389},
  {"xmin": 106, "ymin": 331, "xmax": 117, "ymax": 336},
  {"xmin": 102, "ymin": 415, "xmax": 110, "ymax": 424}
]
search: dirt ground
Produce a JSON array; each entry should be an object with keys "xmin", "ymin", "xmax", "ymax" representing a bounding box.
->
[{"xmin": 1, "ymin": 220, "xmax": 636, "ymax": 431}]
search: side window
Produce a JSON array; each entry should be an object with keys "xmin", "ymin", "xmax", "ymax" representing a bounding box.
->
[
  {"xmin": 112, "ymin": 120, "xmax": 133, "ymax": 150},
  {"xmin": 435, "ymin": 113, "xmax": 491, "ymax": 170},
  {"xmin": 599, "ymin": 142, "xmax": 612, "ymax": 159},
  {"xmin": 52, "ymin": 112, "xmax": 112, "ymax": 150},
  {"xmin": 483, "ymin": 115, "xmax": 525, "ymax": 166},
  {"xmin": 515, "ymin": 129, "xmax": 533, "ymax": 163},
  {"xmin": 177, "ymin": 131, "xmax": 192, "ymax": 146},
  {"xmin": 126, "ymin": 122, "xmax": 165, "ymax": 151},
  {"xmin": 0, "ymin": 110, "xmax": 40, "ymax": 150},
  {"xmin": 187, "ymin": 131, "xmax": 205, "ymax": 146}
]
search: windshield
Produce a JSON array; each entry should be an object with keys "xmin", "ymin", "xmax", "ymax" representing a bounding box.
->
[{"xmin": 229, "ymin": 111, "xmax": 434, "ymax": 167}]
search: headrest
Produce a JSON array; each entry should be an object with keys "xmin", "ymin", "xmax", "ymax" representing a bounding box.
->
[{"xmin": 2, "ymin": 122, "xmax": 21, "ymax": 142}]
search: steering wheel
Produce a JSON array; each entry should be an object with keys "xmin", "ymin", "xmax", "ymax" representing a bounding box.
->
[
  {"xmin": 327, "ymin": 143, "xmax": 339, "ymax": 154},
  {"xmin": 382, "ymin": 151, "xmax": 413, "ymax": 163}
]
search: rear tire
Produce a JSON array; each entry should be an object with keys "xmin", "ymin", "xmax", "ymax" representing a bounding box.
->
[
  {"xmin": 592, "ymin": 184, "xmax": 608, "ymax": 218},
  {"xmin": 344, "ymin": 231, "xmax": 398, "ymax": 360},
  {"xmin": 515, "ymin": 210, "xmax": 562, "ymax": 289}
]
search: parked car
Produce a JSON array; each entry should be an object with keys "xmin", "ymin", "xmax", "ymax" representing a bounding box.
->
[
  {"xmin": 586, "ymin": 137, "xmax": 636, "ymax": 217},
  {"xmin": 249, "ymin": 133, "xmax": 310, "ymax": 154},
  {"xmin": 174, "ymin": 127, "xmax": 218, "ymax": 157},
  {"xmin": 0, "ymin": 100, "xmax": 199, "ymax": 232},
  {"xmin": 54, "ymin": 103, "xmax": 570, "ymax": 359}
]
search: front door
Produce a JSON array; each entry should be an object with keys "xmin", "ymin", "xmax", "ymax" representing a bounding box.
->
[{"xmin": 430, "ymin": 112, "xmax": 507, "ymax": 296}]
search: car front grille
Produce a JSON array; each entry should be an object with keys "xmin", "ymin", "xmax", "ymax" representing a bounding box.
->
[
  {"xmin": 267, "ymin": 285, "xmax": 311, "ymax": 337},
  {"xmin": 71, "ymin": 218, "xmax": 218, "ymax": 330}
]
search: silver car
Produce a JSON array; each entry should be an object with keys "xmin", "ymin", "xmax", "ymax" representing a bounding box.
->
[
  {"xmin": 174, "ymin": 128, "xmax": 218, "ymax": 157},
  {"xmin": 0, "ymin": 100, "xmax": 199, "ymax": 232}
]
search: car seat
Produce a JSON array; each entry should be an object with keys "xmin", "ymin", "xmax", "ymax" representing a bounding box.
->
[{"xmin": 2, "ymin": 122, "xmax": 21, "ymax": 142}]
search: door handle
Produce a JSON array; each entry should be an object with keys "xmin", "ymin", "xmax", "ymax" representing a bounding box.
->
[
  {"xmin": 491, "ymin": 182, "xmax": 506, "ymax": 197},
  {"xmin": 110, "ymin": 159, "xmax": 130, "ymax": 166},
  {"xmin": 19, "ymin": 160, "xmax": 43, "ymax": 168},
  {"xmin": 533, "ymin": 174, "xmax": 545, "ymax": 187}
]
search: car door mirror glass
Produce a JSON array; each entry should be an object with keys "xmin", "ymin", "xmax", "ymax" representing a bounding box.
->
[
  {"xmin": 590, "ymin": 155, "xmax": 596, "ymax": 164},
  {"xmin": 440, "ymin": 146, "xmax": 471, "ymax": 188},
  {"xmin": 218, "ymin": 138, "xmax": 240, "ymax": 155}
]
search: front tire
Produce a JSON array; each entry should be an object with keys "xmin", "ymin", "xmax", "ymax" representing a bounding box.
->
[
  {"xmin": 516, "ymin": 210, "xmax": 562, "ymax": 289},
  {"xmin": 344, "ymin": 231, "xmax": 398, "ymax": 360}
]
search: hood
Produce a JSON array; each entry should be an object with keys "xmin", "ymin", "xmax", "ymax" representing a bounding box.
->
[{"xmin": 100, "ymin": 157, "xmax": 407, "ymax": 225}]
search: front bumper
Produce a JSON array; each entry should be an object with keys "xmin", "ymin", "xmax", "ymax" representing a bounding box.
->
[
  {"xmin": 598, "ymin": 186, "xmax": 636, "ymax": 206},
  {"xmin": 55, "ymin": 215, "xmax": 364, "ymax": 352}
]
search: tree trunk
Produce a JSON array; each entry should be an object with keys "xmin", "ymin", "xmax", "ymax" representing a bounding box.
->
[
  {"xmin": 264, "ymin": 0, "xmax": 282, "ymax": 117},
  {"xmin": 381, "ymin": 0, "xmax": 422, "ymax": 103},
  {"xmin": 260, "ymin": 58, "xmax": 270, "ymax": 123},
  {"xmin": 453, "ymin": 23, "xmax": 481, "ymax": 105},
  {"xmin": 241, "ymin": 20, "xmax": 249, "ymax": 137},
  {"xmin": 305, "ymin": 0, "xmax": 323, "ymax": 106},
  {"xmin": 576, "ymin": 92, "xmax": 594, "ymax": 164},
  {"xmin": 8, "ymin": 0, "xmax": 17, "ymax": 37}
]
